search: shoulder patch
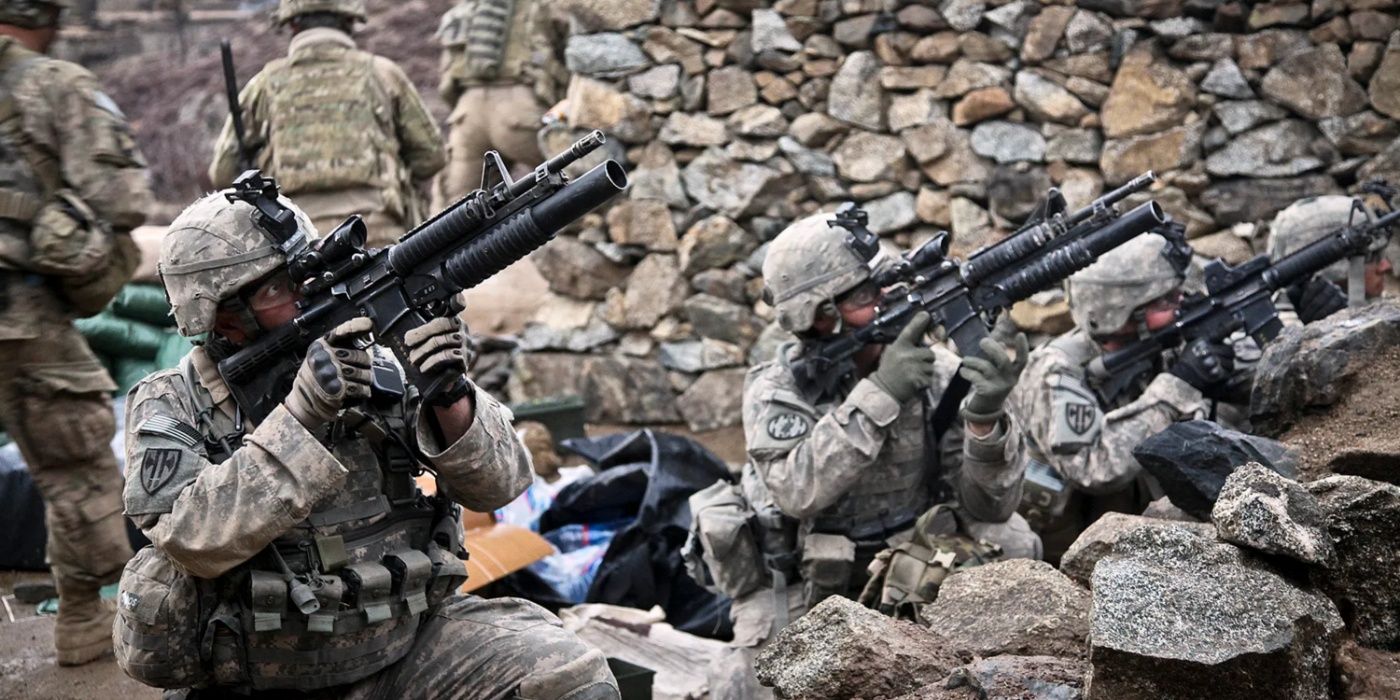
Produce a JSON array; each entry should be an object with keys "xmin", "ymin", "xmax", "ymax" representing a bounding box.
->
[
  {"xmin": 1063, "ymin": 402, "xmax": 1096, "ymax": 435},
  {"xmin": 766, "ymin": 413, "xmax": 811, "ymax": 441},
  {"xmin": 137, "ymin": 415, "xmax": 203, "ymax": 449},
  {"xmin": 140, "ymin": 449, "xmax": 182, "ymax": 495}
]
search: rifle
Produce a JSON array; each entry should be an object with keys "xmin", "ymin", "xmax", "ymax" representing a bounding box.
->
[
  {"xmin": 1088, "ymin": 194, "xmax": 1400, "ymax": 401},
  {"xmin": 791, "ymin": 172, "xmax": 1164, "ymax": 400},
  {"xmin": 220, "ymin": 39, "xmax": 252, "ymax": 172},
  {"xmin": 216, "ymin": 131, "xmax": 626, "ymax": 423}
]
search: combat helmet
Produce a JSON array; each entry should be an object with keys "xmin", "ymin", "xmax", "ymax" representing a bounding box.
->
[
  {"xmin": 274, "ymin": 0, "xmax": 367, "ymax": 24},
  {"xmin": 1066, "ymin": 232, "xmax": 1185, "ymax": 337},
  {"xmin": 159, "ymin": 188, "xmax": 317, "ymax": 337},
  {"xmin": 1268, "ymin": 195, "xmax": 1381, "ymax": 285},
  {"xmin": 762, "ymin": 210, "xmax": 876, "ymax": 334},
  {"xmin": 0, "ymin": 0, "xmax": 67, "ymax": 28}
]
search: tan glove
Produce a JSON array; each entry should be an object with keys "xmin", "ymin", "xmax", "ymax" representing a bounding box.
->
[
  {"xmin": 285, "ymin": 317, "xmax": 374, "ymax": 429},
  {"xmin": 404, "ymin": 316, "xmax": 476, "ymax": 378}
]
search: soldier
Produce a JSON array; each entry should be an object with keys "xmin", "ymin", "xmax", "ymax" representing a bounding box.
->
[
  {"xmin": 431, "ymin": 0, "xmax": 567, "ymax": 210},
  {"xmin": 1268, "ymin": 195, "xmax": 1392, "ymax": 317},
  {"xmin": 0, "ymin": 0, "xmax": 150, "ymax": 665},
  {"xmin": 209, "ymin": 0, "xmax": 445, "ymax": 248},
  {"xmin": 704, "ymin": 212, "xmax": 1038, "ymax": 698},
  {"xmin": 113, "ymin": 188, "xmax": 618, "ymax": 697}
]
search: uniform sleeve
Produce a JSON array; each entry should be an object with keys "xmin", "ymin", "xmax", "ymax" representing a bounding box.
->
[
  {"xmin": 383, "ymin": 61, "xmax": 446, "ymax": 183},
  {"xmin": 1010, "ymin": 349, "xmax": 1205, "ymax": 495},
  {"xmin": 744, "ymin": 367, "xmax": 901, "ymax": 519},
  {"xmin": 124, "ymin": 374, "xmax": 347, "ymax": 579},
  {"xmin": 35, "ymin": 63, "xmax": 151, "ymax": 233},
  {"xmin": 208, "ymin": 73, "xmax": 269, "ymax": 188},
  {"xmin": 941, "ymin": 413, "xmax": 1026, "ymax": 522},
  {"xmin": 414, "ymin": 382, "xmax": 532, "ymax": 512}
]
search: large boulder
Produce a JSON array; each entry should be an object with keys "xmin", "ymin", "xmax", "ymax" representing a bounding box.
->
[
  {"xmin": 1088, "ymin": 527, "xmax": 1344, "ymax": 699},
  {"xmin": 1132, "ymin": 420, "xmax": 1297, "ymax": 520},
  {"xmin": 1058, "ymin": 513, "xmax": 1215, "ymax": 587},
  {"xmin": 755, "ymin": 596, "xmax": 961, "ymax": 699},
  {"xmin": 1261, "ymin": 44, "xmax": 1369, "ymax": 120},
  {"xmin": 582, "ymin": 356, "xmax": 680, "ymax": 423},
  {"xmin": 1212, "ymin": 463, "xmax": 1337, "ymax": 568},
  {"xmin": 676, "ymin": 368, "xmax": 746, "ymax": 432},
  {"xmin": 1100, "ymin": 47, "xmax": 1197, "ymax": 138},
  {"xmin": 1306, "ymin": 475, "xmax": 1400, "ymax": 648},
  {"xmin": 920, "ymin": 560, "xmax": 1091, "ymax": 660}
]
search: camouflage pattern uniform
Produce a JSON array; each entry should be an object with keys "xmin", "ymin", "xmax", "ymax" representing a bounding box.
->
[
  {"xmin": 1008, "ymin": 234, "xmax": 1248, "ymax": 561},
  {"xmin": 1269, "ymin": 195, "xmax": 1392, "ymax": 320},
  {"xmin": 114, "ymin": 192, "xmax": 616, "ymax": 698},
  {"xmin": 0, "ymin": 2, "xmax": 150, "ymax": 665},
  {"xmin": 431, "ymin": 0, "xmax": 567, "ymax": 209},
  {"xmin": 209, "ymin": 0, "xmax": 445, "ymax": 248}
]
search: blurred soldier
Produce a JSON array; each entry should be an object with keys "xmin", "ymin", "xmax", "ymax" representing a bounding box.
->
[
  {"xmin": 0, "ymin": 0, "xmax": 150, "ymax": 665},
  {"xmin": 1269, "ymin": 195, "xmax": 1392, "ymax": 321},
  {"xmin": 114, "ymin": 188, "xmax": 618, "ymax": 698},
  {"xmin": 432, "ymin": 0, "xmax": 567, "ymax": 209},
  {"xmin": 209, "ymin": 0, "xmax": 445, "ymax": 247},
  {"xmin": 700, "ymin": 212, "xmax": 1038, "ymax": 698}
]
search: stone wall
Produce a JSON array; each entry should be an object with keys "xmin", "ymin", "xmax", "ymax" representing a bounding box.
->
[{"xmin": 506, "ymin": 0, "xmax": 1400, "ymax": 433}]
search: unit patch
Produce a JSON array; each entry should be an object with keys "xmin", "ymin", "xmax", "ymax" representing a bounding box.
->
[
  {"xmin": 1064, "ymin": 402, "xmax": 1096, "ymax": 436},
  {"xmin": 767, "ymin": 413, "xmax": 811, "ymax": 440},
  {"xmin": 140, "ymin": 448, "xmax": 182, "ymax": 495}
]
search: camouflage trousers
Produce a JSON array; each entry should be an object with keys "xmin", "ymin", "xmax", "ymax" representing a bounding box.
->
[
  {"xmin": 0, "ymin": 319, "xmax": 131, "ymax": 592},
  {"xmin": 432, "ymin": 84, "xmax": 543, "ymax": 211}
]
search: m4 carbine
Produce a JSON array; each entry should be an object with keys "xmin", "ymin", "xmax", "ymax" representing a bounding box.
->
[
  {"xmin": 1088, "ymin": 193, "xmax": 1400, "ymax": 401},
  {"xmin": 217, "ymin": 131, "xmax": 627, "ymax": 423},
  {"xmin": 791, "ymin": 172, "xmax": 1165, "ymax": 400}
]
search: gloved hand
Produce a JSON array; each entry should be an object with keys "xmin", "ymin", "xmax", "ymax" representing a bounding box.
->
[
  {"xmin": 1288, "ymin": 276, "xmax": 1347, "ymax": 324},
  {"xmin": 404, "ymin": 315, "xmax": 476, "ymax": 377},
  {"xmin": 285, "ymin": 317, "xmax": 374, "ymax": 429},
  {"xmin": 1168, "ymin": 337, "xmax": 1234, "ymax": 392},
  {"xmin": 870, "ymin": 312, "xmax": 936, "ymax": 404},
  {"xmin": 960, "ymin": 332, "xmax": 1029, "ymax": 424}
]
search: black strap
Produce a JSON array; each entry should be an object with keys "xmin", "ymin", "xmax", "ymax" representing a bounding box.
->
[{"xmin": 923, "ymin": 372, "xmax": 971, "ymax": 504}]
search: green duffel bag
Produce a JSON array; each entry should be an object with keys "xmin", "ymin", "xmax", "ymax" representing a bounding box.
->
[
  {"xmin": 109, "ymin": 283, "xmax": 176, "ymax": 328},
  {"xmin": 75, "ymin": 311, "xmax": 170, "ymax": 360}
]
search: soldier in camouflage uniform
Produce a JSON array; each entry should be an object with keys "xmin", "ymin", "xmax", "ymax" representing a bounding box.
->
[
  {"xmin": 706, "ymin": 212, "xmax": 1039, "ymax": 698},
  {"xmin": 0, "ymin": 0, "xmax": 151, "ymax": 666},
  {"xmin": 209, "ymin": 0, "xmax": 445, "ymax": 248},
  {"xmin": 114, "ymin": 189, "xmax": 617, "ymax": 698},
  {"xmin": 1269, "ymin": 195, "xmax": 1392, "ymax": 317},
  {"xmin": 431, "ymin": 0, "xmax": 567, "ymax": 210}
]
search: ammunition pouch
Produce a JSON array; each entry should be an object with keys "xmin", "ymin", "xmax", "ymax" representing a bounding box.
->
[
  {"xmin": 1018, "ymin": 458, "xmax": 1073, "ymax": 532},
  {"xmin": 28, "ymin": 189, "xmax": 139, "ymax": 315},
  {"xmin": 800, "ymin": 532, "xmax": 855, "ymax": 609},
  {"xmin": 684, "ymin": 480, "xmax": 768, "ymax": 600},
  {"xmin": 858, "ymin": 506, "xmax": 1003, "ymax": 622},
  {"xmin": 114, "ymin": 545, "xmax": 212, "ymax": 689}
]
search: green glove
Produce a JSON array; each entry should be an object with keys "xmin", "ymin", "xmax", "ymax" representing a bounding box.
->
[
  {"xmin": 959, "ymin": 332, "xmax": 1029, "ymax": 425},
  {"xmin": 870, "ymin": 312, "xmax": 936, "ymax": 404}
]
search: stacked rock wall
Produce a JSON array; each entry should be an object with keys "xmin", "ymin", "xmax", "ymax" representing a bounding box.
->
[{"xmin": 512, "ymin": 0, "xmax": 1400, "ymax": 432}]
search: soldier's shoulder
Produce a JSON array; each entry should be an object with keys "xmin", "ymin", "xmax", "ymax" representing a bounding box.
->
[
  {"xmin": 365, "ymin": 52, "xmax": 413, "ymax": 87},
  {"xmin": 1034, "ymin": 331, "xmax": 1097, "ymax": 373},
  {"xmin": 128, "ymin": 367, "xmax": 193, "ymax": 406},
  {"xmin": 11, "ymin": 53, "xmax": 97, "ymax": 102}
]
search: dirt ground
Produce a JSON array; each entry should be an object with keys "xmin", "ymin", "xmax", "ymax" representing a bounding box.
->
[{"xmin": 1280, "ymin": 345, "xmax": 1400, "ymax": 484}]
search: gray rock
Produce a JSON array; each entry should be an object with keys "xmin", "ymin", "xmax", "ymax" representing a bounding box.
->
[
  {"xmin": 984, "ymin": 1, "xmax": 1032, "ymax": 34},
  {"xmin": 676, "ymin": 368, "xmax": 747, "ymax": 432},
  {"xmin": 601, "ymin": 254, "xmax": 688, "ymax": 330},
  {"xmin": 1319, "ymin": 110, "xmax": 1400, "ymax": 156},
  {"xmin": 530, "ymin": 236, "xmax": 629, "ymax": 300},
  {"xmin": 948, "ymin": 655, "xmax": 1088, "ymax": 700},
  {"xmin": 683, "ymin": 294, "xmax": 763, "ymax": 348},
  {"xmin": 789, "ymin": 112, "xmax": 848, "ymax": 147},
  {"xmin": 1200, "ymin": 58, "xmax": 1255, "ymax": 99},
  {"xmin": 626, "ymin": 143, "xmax": 689, "ymax": 210},
  {"xmin": 606, "ymin": 198, "xmax": 677, "ymax": 251},
  {"xmin": 678, "ymin": 215, "xmax": 756, "ymax": 275},
  {"xmin": 1169, "ymin": 33, "xmax": 1235, "ymax": 62},
  {"xmin": 509, "ymin": 352, "xmax": 587, "ymax": 404},
  {"xmin": 1307, "ymin": 475, "xmax": 1400, "ymax": 647},
  {"xmin": 1059, "ymin": 513, "xmax": 1216, "ymax": 587},
  {"xmin": 921, "ymin": 560, "xmax": 1091, "ymax": 660},
  {"xmin": 582, "ymin": 356, "xmax": 680, "ymax": 423},
  {"xmin": 565, "ymin": 33, "xmax": 651, "ymax": 77},
  {"xmin": 750, "ymin": 8, "xmax": 802, "ymax": 53},
  {"xmin": 971, "ymin": 121, "xmax": 1046, "ymax": 163},
  {"xmin": 681, "ymin": 148, "xmax": 795, "ymax": 219},
  {"xmin": 950, "ymin": 197, "xmax": 994, "ymax": 249},
  {"xmin": 560, "ymin": 0, "xmax": 660, "ymax": 32},
  {"xmin": 923, "ymin": 130, "xmax": 994, "ymax": 187},
  {"xmin": 1141, "ymin": 495, "xmax": 1200, "ymax": 522},
  {"xmin": 828, "ymin": 51, "xmax": 887, "ymax": 131},
  {"xmin": 689, "ymin": 267, "xmax": 748, "ymax": 303},
  {"xmin": 835, "ymin": 131, "xmax": 909, "ymax": 181},
  {"xmin": 1013, "ymin": 71, "xmax": 1090, "ymax": 124},
  {"xmin": 627, "ymin": 64, "xmax": 681, "ymax": 100},
  {"xmin": 988, "ymin": 166, "xmax": 1052, "ymax": 221},
  {"xmin": 936, "ymin": 59, "xmax": 1013, "ymax": 99},
  {"xmin": 1100, "ymin": 47, "xmax": 1197, "ymax": 138},
  {"xmin": 1214, "ymin": 99, "xmax": 1288, "ymax": 135},
  {"xmin": 755, "ymin": 596, "xmax": 961, "ymax": 699},
  {"xmin": 903, "ymin": 118, "xmax": 957, "ymax": 164},
  {"xmin": 1088, "ymin": 526, "xmax": 1344, "ymax": 700},
  {"xmin": 659, "ymin": 112, "xmax": 728, "ymax": 147},
  {"xmin": 707, "ymin": 65, "xmax": 758, "ymax": 116},
  {"xmin": 1098, "ymin": 122, "xmax": 1205, "ymax": 186},
  {"xmin": 517, "ymin": 318, "xmax": 619, "ymax": 353},
  {"xmin": 728, "ymin": 104, "xmax": 787, "ymax": 137},
  {"xmin": 1066, "ymin": 10, "xmax": 1113, "ymax": 53},
  {"xmin": 1204, "ymin": 120, "xmax": 1330, "ymax": 177},
  {"xmin": 864, "ymin": 191, "xmax": 919, "ymax": 234},
  {"xmin": 1046, "ymin": 128, "xmax": 1102, "ymax": 164},
  {"xmin": 1133, "ymin": 419, "xmax": 1298, "ymax": 521},
  {"xmin": 889, "ymin": 90, "xmax": 945, "ymax": 132},
  {"xmin": 1149, "ymin": 15, "xmax": 1206, "ymax": 37},
  {"xmin": 1199, "ymin": 174, "xmax": 1340, "ymax": 227},
  {"xmin": 1262, "ymin": 44, "xmax": 1369, "ymax": 120},
  {"xmin": 1213, "ymin": 463, "xmax": 1336, "ymax": 567},
  {"xmin": 657, "ymin": 339, "xmax": 745, "ymax": 373},
  {"xmin": 940, "ymin": 0, "xmax": 986, "ymax": 31},
  {"xmin": 778, "ymin": 136, "xmax": 837, "ymax": 176},
  {"xmin": 1370, "ymin": 34, "xmax": 1400, "ymax": 120}
]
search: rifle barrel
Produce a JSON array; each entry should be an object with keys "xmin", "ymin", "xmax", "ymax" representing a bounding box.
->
[
  {"xmin": 220, "ymin": 39, "xmax": 250, "ymax": 171},
  {"xmin": 1266, "ymin": 205, "xmax": 1400, "ymax": 290}
]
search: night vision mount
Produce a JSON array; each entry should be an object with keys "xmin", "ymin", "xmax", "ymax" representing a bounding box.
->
[{"xmin": 226, "ymin": 170, "xmax": 308, "ymax": 256}]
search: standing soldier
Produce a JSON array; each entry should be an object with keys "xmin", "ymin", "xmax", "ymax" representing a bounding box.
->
[
  {"xmin": 114, "ymin": 187, "xmax": 618, "ymax": 698},
  {"xmin": 0, "ymin": 0, "xmax": 150, "ymax": 665},
  {"xmin": 432, "ymin": 0, "xmax": 567, "ymax": 209},
  {"xmin": 209, "ymin": 0, "xmax": 445, "ymax": 248}
]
